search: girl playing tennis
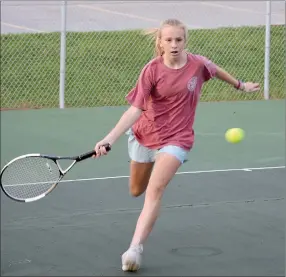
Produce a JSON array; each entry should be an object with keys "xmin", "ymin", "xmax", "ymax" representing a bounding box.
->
[{"xmin": 93, "ymin": 18, "xmax": 260, "ymax": 272}]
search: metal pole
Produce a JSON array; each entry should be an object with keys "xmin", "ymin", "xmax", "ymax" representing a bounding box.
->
[
  {"xmin": 59, "ymin": 1, "xmax": 67, "ymax": 108},
  {"xmin": 264, "ymin": 1, "xmax": 271, "ymax": 100}
]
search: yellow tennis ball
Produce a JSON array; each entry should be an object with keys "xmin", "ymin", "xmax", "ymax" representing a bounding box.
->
[{"xmin": 225, "ymin": 128, "xmax": 245, "ymax": 144}]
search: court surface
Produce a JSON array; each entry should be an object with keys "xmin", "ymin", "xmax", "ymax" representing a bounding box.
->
[
  {"xmin": 1, "ymin": 100, "xmax": 285, "ymax": 276},
  {"xmin": 1, "ymin": 1, "xmax": 285, "ymax": 34}
]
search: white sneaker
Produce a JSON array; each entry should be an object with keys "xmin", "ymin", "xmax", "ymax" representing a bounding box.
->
[{"xmin": 121, "ymin": 244, "xmax": 143, "ymax": 272}]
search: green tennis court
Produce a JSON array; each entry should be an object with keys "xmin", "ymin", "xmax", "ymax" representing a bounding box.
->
[{"xmin": 1, "ymin": 100, "xmax": 285, "ymax": 276}]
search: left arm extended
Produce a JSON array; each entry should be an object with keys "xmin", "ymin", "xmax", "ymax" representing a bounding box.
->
[{"xmin": 215, "ymin": 65, "xmax": 260, "ymax": 92}]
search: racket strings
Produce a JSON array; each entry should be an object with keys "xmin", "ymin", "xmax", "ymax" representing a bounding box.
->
[{"xmin": 1, "ymin": 157, "xmax": 60, "ymax": 200}]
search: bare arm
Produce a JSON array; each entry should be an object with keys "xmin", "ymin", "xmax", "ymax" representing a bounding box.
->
[
  {"xmin": 215, "ymin": 65, "xmax": 260, "ymax": 92},
  {"xmin": 104, "ymin": 105, "xmax": 142, "ymax": 144},
  {"xmin": 215, "ymin": 66, "xmax": 240, "ymax": 87},
  {"xmin": 94, "ymin": 105, "xmax": 142, "ymax": 156}
]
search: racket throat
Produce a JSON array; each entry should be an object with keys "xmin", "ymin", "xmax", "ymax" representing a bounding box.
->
[{"xmin": 56, "ymin": 160, "xmax": 76, "ymax": 175}]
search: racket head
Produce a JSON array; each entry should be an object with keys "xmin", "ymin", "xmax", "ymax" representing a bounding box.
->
[{"xmin": 0, "ymin": 154, "xmax": 62, "ymax": 202}]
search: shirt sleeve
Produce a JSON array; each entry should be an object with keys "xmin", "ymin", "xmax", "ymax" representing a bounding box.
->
[
  {"xmin": 197, "ymin": 55, "xmax": 217, "ymax": 82},
  {"xmin": 125, "ymin": 63, "xmax": 153, "ymax": 111}
]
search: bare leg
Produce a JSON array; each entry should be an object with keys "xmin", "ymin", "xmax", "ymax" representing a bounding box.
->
[
  {"xmin": 130, "ymin": 153, "xmax": 181, "ymax": 245},
  {"xmin": 129, "ymin": 160, "xmax": 154, "ymax": 197},
  {"xmin": 121, "ymin": 153, "xmax": 181, "ymax": 271}
]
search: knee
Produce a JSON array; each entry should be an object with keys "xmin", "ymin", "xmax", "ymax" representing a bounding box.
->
[
  {"xmin": 129, "ymin": 178, "xmax": 147, "ymax": 197},
  {"xmin": 129, "ymin": 186, "xmax": 145, "ymax": 197},
  {"xmin": 146, "ymin": 185, "xmax": 165, "ymax": 201}
]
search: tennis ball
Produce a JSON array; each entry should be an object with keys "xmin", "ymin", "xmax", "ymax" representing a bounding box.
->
[{"xmin": 225, "ymin": 128, "xmax": 245, "ymax": 144}]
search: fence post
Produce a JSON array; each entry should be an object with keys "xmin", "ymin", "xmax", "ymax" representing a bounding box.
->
[
  {"xmin": 264, "ymin": 1, "xmax": 271, "ymax": 100},
  {"xmin": 59, "ymin": 1, "xmax": 67, "ymax": 108}
]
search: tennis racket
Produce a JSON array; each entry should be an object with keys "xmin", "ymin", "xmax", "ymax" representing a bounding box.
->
[{"xmin": 0, "ymin": 144, "xmax": 111, "ymax": 203}]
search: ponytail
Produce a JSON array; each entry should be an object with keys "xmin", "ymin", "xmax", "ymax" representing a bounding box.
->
[{"xmin": 143, "ymin": 28, "xmax": 164, "ymax": 57}]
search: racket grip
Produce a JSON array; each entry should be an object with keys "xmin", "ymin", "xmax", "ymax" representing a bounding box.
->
[{"xmin": 77, "ymin": 144, "xmax": 111, "ymax": 161}]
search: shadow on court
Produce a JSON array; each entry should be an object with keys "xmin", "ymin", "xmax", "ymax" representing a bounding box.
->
[{"xmin": 1, "ymin": 100, "xmax": 285, "ymax": 276}]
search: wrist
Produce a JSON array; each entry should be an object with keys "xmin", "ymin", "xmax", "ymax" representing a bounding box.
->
[
  {"xmin": 234, "ymin": 80, "xmax": 245, "ymax": 91},
  {"xmin": 104, "ymin": 133, "xmax": 116, "ymax": 145}
]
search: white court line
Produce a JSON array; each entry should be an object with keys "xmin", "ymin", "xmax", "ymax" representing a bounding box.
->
[
  {"xmin": 1, "ymin": 22, "xmax": 46, "ymax": 33},
  {"xmin": 200, "ymin": 2, "xmax": 284, "ymax": 17},
  {"xmin": 76, "ymin": 4, "xmax": 203, "ymax": 28},
  {"xmin": 3, "ymin": 166, "xmax": 285, "ymax": 188},
  {"xmin": 77, "ymin": 4, "xmax": 160, "ymax": 23},
  {"xmin": 60, "ymin": 165, "xmax": 285, "ymax": 184}
]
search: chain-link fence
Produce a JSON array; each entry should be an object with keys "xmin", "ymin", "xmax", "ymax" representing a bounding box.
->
[{"xmin": 1, "ymin": 1, "xmax": 285, "ymax": 109}]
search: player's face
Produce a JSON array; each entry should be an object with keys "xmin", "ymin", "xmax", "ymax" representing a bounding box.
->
[{"xmin": 160, "ymin": 26, "xmax": 186, "ymax": 58}]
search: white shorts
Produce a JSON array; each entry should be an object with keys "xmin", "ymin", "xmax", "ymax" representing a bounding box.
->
[{"xmin": 126, "ymin": 129, "xmax": 188, "ymax": 164}]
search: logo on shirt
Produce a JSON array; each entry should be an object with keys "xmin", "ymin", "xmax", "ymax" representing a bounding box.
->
[{"xmin": 187, "ymin": 77, "xmax": 198, "ymax": 93}]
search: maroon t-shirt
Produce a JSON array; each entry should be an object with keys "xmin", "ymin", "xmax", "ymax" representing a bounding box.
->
[{"xmin": 126, "ymin": 52, "xmax": 217, "ymax": 151}]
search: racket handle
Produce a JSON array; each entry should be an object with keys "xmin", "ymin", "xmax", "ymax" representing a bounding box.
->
[{"xmin": 77, "ymin": 144, "xmax": 111, "ymax": 161}]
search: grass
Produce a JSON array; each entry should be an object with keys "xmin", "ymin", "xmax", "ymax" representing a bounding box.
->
[{"xmin": 1, "ymin": 25, "xmax": 285, "ymax": 109}]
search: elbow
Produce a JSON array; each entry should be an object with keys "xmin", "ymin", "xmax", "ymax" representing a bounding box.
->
[
  {"xmin": 124, "ymin": 105, "xmax": 142, "ymax": 125},
  {"xmin": 128, "ymin": 105, "xmax": 143, "ymax": 118}
]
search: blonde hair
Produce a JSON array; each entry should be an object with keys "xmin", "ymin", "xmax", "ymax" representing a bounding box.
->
[{"xmin": 144, "ymin": 19, "xmax": 188, "ymax": 57}]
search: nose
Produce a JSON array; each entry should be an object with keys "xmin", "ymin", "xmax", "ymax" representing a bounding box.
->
[{"xmin": 171, "ymin": 40, "xmax": 178, "ymax": 48}]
